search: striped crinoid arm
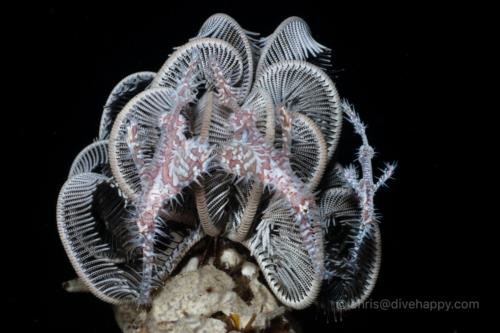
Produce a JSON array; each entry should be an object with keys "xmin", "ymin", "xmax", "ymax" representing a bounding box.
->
[
  {"xmin": 244, "ymin": 193, "xmax": 323, "ymax": 309},
  {"xmin": 57, "ymin": 173, "xmax": 205, "ymax": 306},
  {"xmin": 108, "ymin": 51, "xmax": 205, "ymax": 199},
  {"xmin": 195, "ymin": 13, "xmax": 259, "ymax": 99},
  {"xmin": 109, "ymin": 45, "xmax": 210, "ymax": 199},
  {"xmin": 151, "ymin": 38, "xmax": 245, "ymax": 102},
  {"xmin": 192, "ymin": 91, "xmax": 232, "ymax": 236},
  {"xmin": 65, "ymin": 141, "xmax": 137, "ymax": 256},
  {"xmin": 193, "ymin": 91, "xmax": 233, "ymax": 145},
  {"xmin": 320, "ymin": 163, "xmax": 348, "ymax": 190},
  {"xmin": 256, "ymin": 16, "xmax": 330, "ymax": 78},
  {"xmin": 60, "ymin": 140, "xmax": 141, "ymax": 303},
  {"xmin": 139, "ymin": 211, "xmax": 206, "ymax": 300},
  {"xmin": 152, "ymin": 197, "xmax": 205, "ymax": 278},
  {"xmin": 319, "ymin": 185, "xmax": 382, "ymax": 312},
  {"xmin": 57, "ymin": 173, "xmax": 141, "ymax": 304},
  {"xmin": 109, "ymin": 88, "xmax": 174, "ymax": 200},
  {"xmin": 194, "ymin": 170, "xmax": 232, "ymax": 236},
  {"xmin": 157, "ymin": 187, "xmax": 198, "ymax": 228},
  {"xmin": 256, "ymin": 60, "xmax": 342, "ymax": 160},
  {"xmin": 99, "ymin": 72, "xmax": 156, "ymax": 140},
  {"xmin": 68, "ymin": 140, "xmax": 111, "ymax": 178},
  {"xmin": 227, "ymin": 179, "xmax": 264, "ymax": 242},
  {"xmin": 288, "ymin": 112, "xmax": 328, "ymax": 190}
]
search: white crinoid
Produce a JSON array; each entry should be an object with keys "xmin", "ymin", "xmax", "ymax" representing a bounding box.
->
[{"xmin": 57, "ymin": 13, "xmax": 395, "ymax": 314}]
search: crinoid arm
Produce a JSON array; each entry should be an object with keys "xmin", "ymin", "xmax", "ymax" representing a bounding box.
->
[
  {"xmin": 289, "ymin": 113, "xmax": 328, "ymax": 190},
  {"xmin": 319, "ymin": 186, "xmax": 382, "ymax": 311},
  {"xmin": 227, "ymin": 178, "xmax": 264, "ymax": 242},
  {"xmin": 151, "ymin": 38, "xmax": 245, "ymax": 101},
  {"xmin": 99, "ymin": 71, "xmax": 156, "ymax": 140},
  {"xmin": 256, "ymin": 61, "xmax": 342, "ymax": 159},
  {"xmin": 57, "ymin": 173, "xmax": 141, "ymax": 304},
  {"xmin": 195, "ymin": 13, "xmax": 258, "ymax": 99},
  {"xmin": 68, "ymin": 140, "xmax": 111, "ymax": 178},
  {"xmin": 192, "ymin": 91, "xmax": 233, "ymax": 236},
  {"xmin": 244, "ymin": 193, "xmax": 323, "ymax": 309},
  {"xmin": 108, "ymin": 88, "xmax": 175, "ymax": 199},
  {"xmin": 256, "ymin": 17, "xmax": 330, "ymax": 78}
]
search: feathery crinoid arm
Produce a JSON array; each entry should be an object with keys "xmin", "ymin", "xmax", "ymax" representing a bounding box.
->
[
  {"xmin": 195, "ymin": 13, "xmax": 258, "ymax": 99},
  {"xmin": 244, "ymin": 193, "xmax": 323, "ymax": 309},
  {"xmin": 192, "ymin": 91, "xmax": 233, "ymax": 236},
  {"xmin": 108, "ymin": 88, "xmax": 171, "ymax": 200},
  {"xmin": 256, "ymin": 17, "xmax": 330, "ymax": 78},
  {"xmin": 57, "ymin": 173, "xmax": 141, "ymax": 304},
  {"xmin": 319, "ymin": 179, "xmax": 382, "ymax": 312},
  {"xmin": 256, "ymin": 61, "xmax": 342, "ymax": 160},
  {"xmin": 68, "ymin": 140, "xmax": 111, "ymax": 178},
  {"xmin": 100, "ymin": 72, "xmax": 156, "ymax": 140},
  {"xmin": 151, "ymin": 38, "xmax": 244, "ymax": 101}
]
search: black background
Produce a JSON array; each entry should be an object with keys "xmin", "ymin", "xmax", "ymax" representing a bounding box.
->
[{"xmin": 7, "ymin": 3, "xmax": 484, "ymax": 332}]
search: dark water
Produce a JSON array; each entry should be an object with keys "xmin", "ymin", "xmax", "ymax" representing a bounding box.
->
[{"xmin": 7, "ymin": 3, "xmax": 483, "ymax": 332}]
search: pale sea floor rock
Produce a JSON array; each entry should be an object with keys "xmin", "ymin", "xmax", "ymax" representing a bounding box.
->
[{"xmin": 113, "ymin": 260, "xmax": 296, "ymax": 333}]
